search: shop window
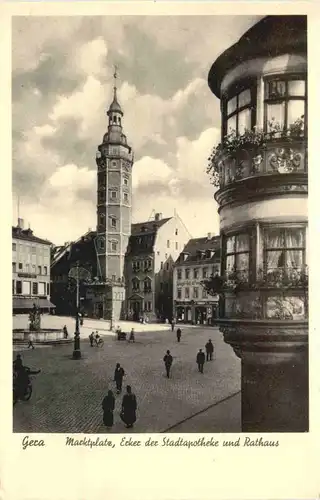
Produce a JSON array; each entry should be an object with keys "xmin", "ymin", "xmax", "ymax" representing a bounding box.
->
[
  {"xmin": 263, "ymin": 226, "xmax": 306, "ymax": 280},
  {"xmin": 224, "ymin": 85, "xmax": 256, "ymax": 136},
  {"xmin": 225, "ymin": 233, "xmax": 250, "ymax": 281},
  {"xmin": 12, "ymin": 280, "xmax": 15, "ymax": 294},
  {"xmin": 12, "ymin": 262, "xmax": 16, "ymax": 273},
  {"xmin": 16, "ymin": 281, "xmax": 22, "ymax": 294},
  {"xmin": 32, "ymin": 282, "xmax": 38, "ymax": 295},
  {"xmin": 264, "ymin": 76, "xmax": 306, "ymax": 131}
]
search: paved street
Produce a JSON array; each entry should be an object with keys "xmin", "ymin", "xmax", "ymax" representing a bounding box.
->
[{"xmin": 13, "ymin": 319, "xmax": 241, "ymax": 433}]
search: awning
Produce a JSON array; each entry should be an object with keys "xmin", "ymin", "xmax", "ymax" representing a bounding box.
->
[{"xmin": 13, "ymin": 297, "xmax": 56, "ymax": 309}]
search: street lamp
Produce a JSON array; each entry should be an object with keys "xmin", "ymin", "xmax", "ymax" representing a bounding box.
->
[{"xmin": 68, "ymin": 263, "xmax": 91, "ymax": 360}]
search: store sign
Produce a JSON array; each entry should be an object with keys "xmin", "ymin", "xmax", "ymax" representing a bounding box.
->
[{"xmin": 18, "ymin": 273, "xmax": 36, "ymax": 279}]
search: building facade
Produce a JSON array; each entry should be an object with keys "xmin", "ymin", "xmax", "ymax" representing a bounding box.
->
[
  {"xmin": 173, "ymin": 234, "xmax": 220, "ymax": 324},
  {"xmin": 208, "ymin": 15, "xmax": 308, "ymax": 431},
  {"xmin": 12, "ymin": 219, "xmax": 54, "ymax": 314},
  {"xmin": 125, "ymin": 212, "xmax": 191, "ymax": 322}
]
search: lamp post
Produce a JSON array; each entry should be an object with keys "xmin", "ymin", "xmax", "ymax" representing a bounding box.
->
[{"xmin": 68, "ymin": 263, "xmax": 91, "ymax": 360}]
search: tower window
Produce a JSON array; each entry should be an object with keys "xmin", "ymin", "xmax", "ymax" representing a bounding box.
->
[
  {"xmin": 167, "ymin": 240, "xmax": 170, "ymax": 248},
  {"xmin": 113, "ymin": 116, "xmax": 117, "ymax": 123},
  {"xmin": 111, "ymin": 241, "xmax": 118, "ymax": 252},
  {"xmin": 110, "ymin": 217, "xmax": 116, "ymax": 229},
  {"xmin": 124, "ymin": 178, "xmax": 128, "ymax": 186},
  {"xmin": 175, "ymin": 242, "xmax": 178, "ymax": 250},
  {"xmin": 112, "ymin": 161, "xmax": 117, "ymax": 167},
  {"xmin": 124, "ymin": 193, "xmax": 129, "ymax": 203},
  {"xmin": 111, "ymin": 191, "xmax": 117, "ymax": 200},
  {"xmin": 175, "ymin": 229, "xmax": 178, "ymax": 236}
]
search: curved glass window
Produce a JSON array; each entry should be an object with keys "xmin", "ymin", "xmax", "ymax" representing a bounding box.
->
[
  {"xmin": 224, "ymin": 85, "xmax": 256, "ymax": 136},
  {"xmin": 264, "ymin": 76, "xmax": 307, "ymax": 131}
]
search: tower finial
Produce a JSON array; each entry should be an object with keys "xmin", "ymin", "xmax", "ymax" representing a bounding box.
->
[{"xmin": 113, "ymin": 64, "xmax": 118, "ymax": 96}]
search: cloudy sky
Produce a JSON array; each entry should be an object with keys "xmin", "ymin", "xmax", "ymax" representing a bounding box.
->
[{"xmin": 12, "ymin": 15, "xmax": 262, "ymax": 245}]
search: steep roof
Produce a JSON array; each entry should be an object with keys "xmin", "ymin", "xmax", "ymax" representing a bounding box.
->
[
  {"xmin": 175, "ymin": 235, "xmax": 221, "ymax": 265},
  {"xmin": 127, "ymin": 218, "xmax": 172, "ymax": 256},
  {"xmin": 12, "ymin": 226, "xmax": 52, "ymax": 246},
  {"xmin": 131, "ymin": 217, "xmax": 171, "ymax": 235}
]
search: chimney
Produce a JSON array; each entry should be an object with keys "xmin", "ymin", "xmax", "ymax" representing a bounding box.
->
[
  {"xmin": 17, "ymin": 218, "xmax": 24, "ymax": 229},
  {"xmin": 155, "ymin": 213, "xmax": 162, "ymax": 221}
]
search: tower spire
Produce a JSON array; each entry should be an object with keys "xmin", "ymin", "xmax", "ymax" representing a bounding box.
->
[{"xmin": 113, "ymin": 64, "xmax": 118, "ymax": 98}]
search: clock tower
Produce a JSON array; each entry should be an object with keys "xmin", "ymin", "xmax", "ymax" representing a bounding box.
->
[
  {"xmin": 94, "ymin": 69, "xmax": 134, "ymax": 321},
  {"xmin": 96, "ymin": 69, "xmax": 134, "ymax": 283}
]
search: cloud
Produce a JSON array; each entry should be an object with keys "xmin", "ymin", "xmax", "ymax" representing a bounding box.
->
[{"xmin": 12, "ymin": 16, "xmax": 260, "ymax": 245}]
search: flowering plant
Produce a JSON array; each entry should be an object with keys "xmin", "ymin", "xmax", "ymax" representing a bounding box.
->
[{"xmin": 207, "ymin": 116, "xmax": 305, "ymax": 187}]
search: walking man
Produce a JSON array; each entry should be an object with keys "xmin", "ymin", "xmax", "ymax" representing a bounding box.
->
[
  {"xmin": 120, "ymin": 385, "xmax": 137, "ymax": 429},
  {"xmin": 163, "ymin": 350, "xmax": 173, "ymax": 378},
  {"xmin": 27, "ymin": 332, "xmax": 35, "ymax": 349},
  {"xmin": 89, "ymin": 332, "xmax": 94, "ymax": 346},
  {"xmin": 205, "ymin": 339, "xmax": 214, "ymax": 361},
  {"xmin": 196, "ymin": 349, "xmax": 205, "ymax": 373},
  {"xmin": 63, "ymin": 325, "xmax": 68, "ymax": 339},
  {"xmin": 114, "ymin": 363, "xmax": 125, "ymax": 393},
  {"xmin": 171, "ymin": 319, "xmax": 175, "ymax": 332},
  {"xmin": 176, "ymin": 328, "xmax": 182, "ymax": 342}
]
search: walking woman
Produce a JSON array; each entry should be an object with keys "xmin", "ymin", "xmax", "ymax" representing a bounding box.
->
[
  {"xmin": 120, "ymin": 385, "xmax": 137, "ymax": 429},
  {"xmin": 102, "ymin": 390, "xmax": 115, "ymax": 429}
]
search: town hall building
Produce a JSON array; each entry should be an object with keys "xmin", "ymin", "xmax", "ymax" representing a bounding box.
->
[{"xmin": 51, "ymin": 72, "xmax": 191, "ymax": 322}]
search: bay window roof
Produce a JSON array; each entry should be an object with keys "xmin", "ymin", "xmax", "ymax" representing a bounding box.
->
[{"xmin": 208, "ymin": 15, "xmax": 307, "ymax": 99}]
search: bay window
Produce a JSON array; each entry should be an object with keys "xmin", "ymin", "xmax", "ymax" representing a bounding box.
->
[
  {"xmin": 264, "ymin": 76, "xmax": 306, "ymax": 131},
  {"xmin": 225, "ymin": 233, "xmax": 250, "ymax": 281},
  {"xmin": 224, "ymin": 84, "xmax": 256, "ymax": 136}
]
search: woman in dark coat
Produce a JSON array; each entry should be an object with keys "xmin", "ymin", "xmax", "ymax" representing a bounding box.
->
[
  {"xmin": 121, "ymin": 385, "xmax": 137, "ymax": 428},
  {"xmin": 102, "ymin": 390, "xmax": 115, "ymax": 428}
]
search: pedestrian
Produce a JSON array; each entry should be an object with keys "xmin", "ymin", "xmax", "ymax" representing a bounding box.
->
[
  {"xmin": 171, "ymin": 320, "xmax": 175, "ymax": 332},
  {"xmin": 196, "ymin": 349, "xmax": 205, "ymax": 373},
  {"xmin": 63, "ymin": 325, "xmax": 68, "ymax": 339},
  {"xmin": 129, "ymin": 328, "xmax": 135, "ymax": 343},
  {"xmin": 102, "ymin": 390, "xmax": 115, "ymax": 429},
  {"xmin": 120, "ymin": 385, "xmax": 137, "ymax": 429},
  {"xmin": 89, "ymin": 332, "xmax": 94, "ymax": 347},
  {"xmin": 114, "ymin": 363, "xmax": 125, "ymax": 393},
  {"xmin": 205, "ymin": 339, "xmax": 214, "ymax": 361},
  {"xmin": 163, "ymin": 350, "xmax": 173, "ymax": 378},
  {"xmin": 176, "ymin": 328, "xmax": 182, "ymax": 342},
  {"xmin": 27, "ymin": 332, "xmax": 35, "ymax": 349},
  {"xmin": 13, "ymin": 354, "xmax": 23, "ymax": 373}
]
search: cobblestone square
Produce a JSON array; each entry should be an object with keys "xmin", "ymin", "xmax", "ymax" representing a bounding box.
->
[{"xmin": 13, "ymin": 317, "xmax": 241, "ymax": 433}]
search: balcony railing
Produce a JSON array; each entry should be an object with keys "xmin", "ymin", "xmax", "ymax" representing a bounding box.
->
[{"xmin": 207, "ymin": 121, "xmax": 307, "ymax": 190}]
